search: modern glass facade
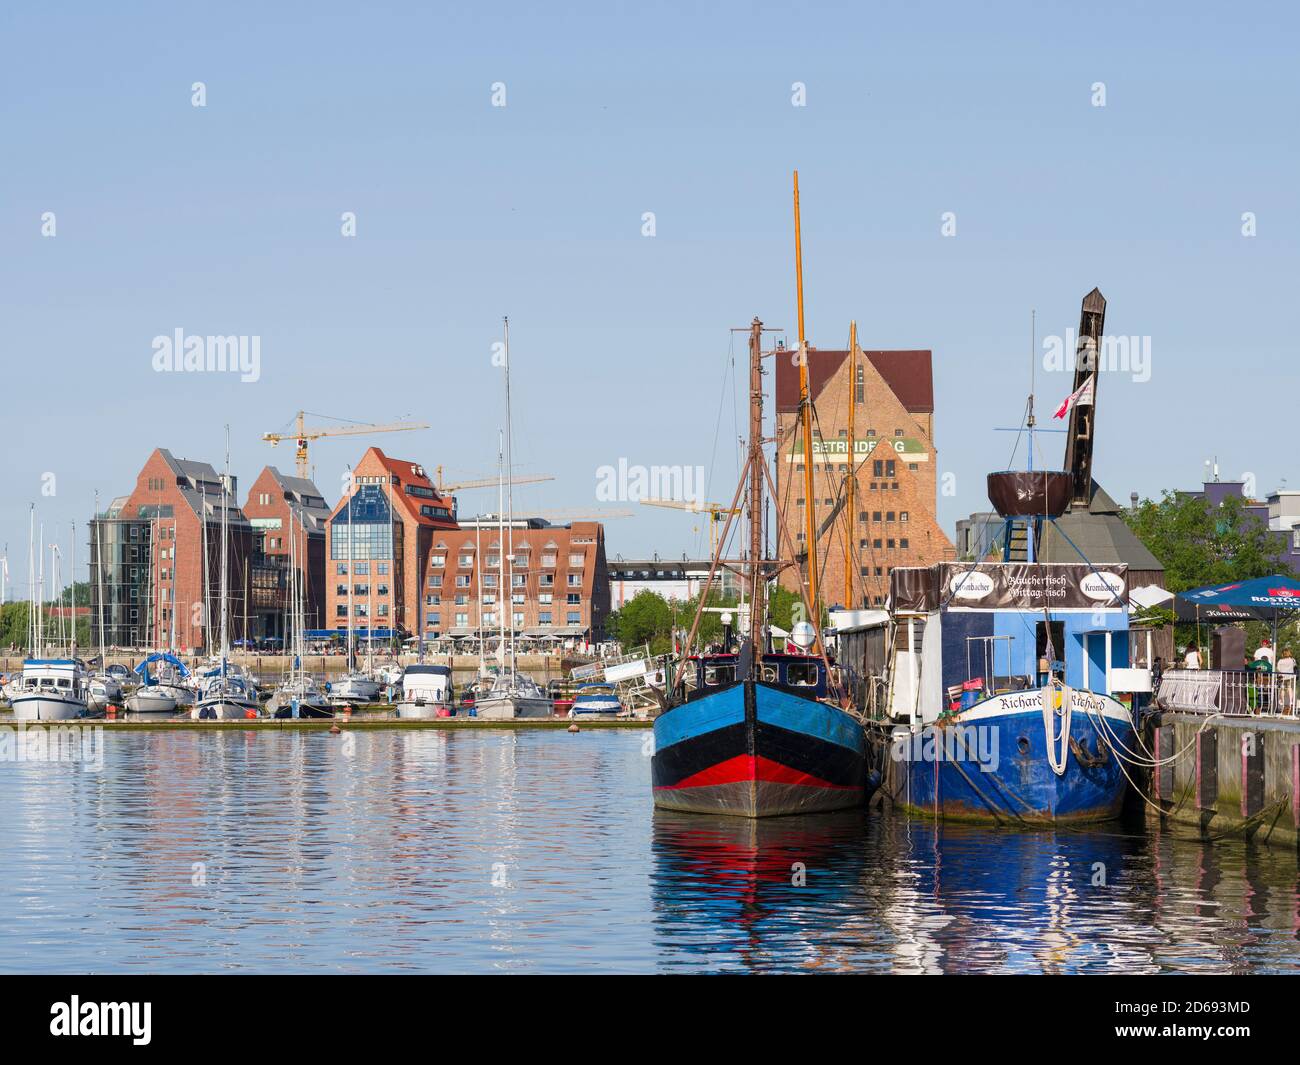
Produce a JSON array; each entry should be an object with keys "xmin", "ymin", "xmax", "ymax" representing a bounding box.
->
[{"xmin": 330, "ymin": 486, "xmax": 394, "ymax": 561}]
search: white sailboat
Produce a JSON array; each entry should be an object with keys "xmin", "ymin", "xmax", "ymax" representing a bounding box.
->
[
  {"xmin": 12, "ymin": 510, "xmax": 90, "ymax": 721},
  {"xmin": 124, "ymin": 504, "xmax": 179, "ymax": 716},
  {"xmin": 193, "ymin": 429, "xmax": 261, "ymax": 720},
  {"xmin": 473, "ymin": 319, "xmax": 552, "ymax": 720},
  {"xmin": 271, "ymin": 506, "xmax": 332, "ymax": 717},
  {"xmin": 332, "ymin": 467, "xmax": 383, "ymax": 704}
]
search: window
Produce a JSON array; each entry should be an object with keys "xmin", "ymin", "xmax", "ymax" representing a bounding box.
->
[
  {"xmin": 540, "ymin": 574, "xmax": 554, "ymax": 587},
  {"xmin": 430, "ymin": 554, "xmax": 445, "ymax": 567},
  {"xmin": 455, "ymin": 594, "xmax": 467, "ymax": 606},
  {"xmin": 455, "ymin": 612, "xmax": 468, "ymax": 626},
  {"xmin": 459, "ymin": 554, "xmax": 473, "ymax": 568},
  {"xmin": 539, "ymin": 611, "xmax": 552, "ymax": 625},
  {"xmin": 487, "ymin": 555, "xmax": 500, "ymax": 568},
  {"xmin": 887, "ymin": 539, "xmax": 895, "ymax": 549},
  {"xmin": 566, "ymin": 611, "xmax": 581, "ymax": 625},
  {"xmin": 456, "ymin": 575, "xmax": 470, "ymax": 588},
  {"xmin": 909, "ymin": 463, "xmax": 919, "ymax": 471},
  {"xmin": 484, "ymin": 612, "xmax": 497, "ymax": 625},
  {"xmin": 336, "ymin": 584, "xmax": 347, "ymax": 595},
  {"xmin": 895, "ymin": 429, "xmax": 904, "ymax": 437},
  {"xmin": 855, "ymin": 366, "xmax": 864, "ymax": 404},
  {"xmin": 513, "ymin": 612, "xmax": 524, "ymax": 627},
  {"xmin": 378, "ymin": 562, "xmax": 388, "ymax": 575},
  {"xmin": 512, "ymin": 593, "xmax": 525, "ymax": 605},
  {"xmin": 425, "ymin": 594, "xmax": 439, "ymax": 606},
  {"xmin": 567, "ymin": 574, "xmax": 582, "ymax": 587},
  {"xmin": 378, "ymin": 604, "xmax": 389, "ymax": 617},
  {"xmin": 873, "ymin": 538, "xmax": 882, "ymax": 549},
  {"xmin": 483, "ymin": 574, "xmax": 497, "ymax": 588},
  {"xmin": 539, "ymin": 593, "xmax": 553, "ymax": 605},
  {"xmin": 356, "ymin": 562, "xmax": 369, "ymax": 575},
  {"xmin": 568, "ymin": 554, "xmax": 584, "ymax": 567},
  {"xmin": 541, "ymin": 554, "xmax": 557, "ymax": 568},
  {"xmin": 873, "ymin": 511, "xmax": 881, "ymax": 522},
  {"xmin": 858, "ymin": 511, "xmax": 868, "ymax": 522},
  {"xmin": 336, "ymin": 605, "xmax": 347, "ymax": 617},
  {"xmin": 886, "ymin": 511, "xmax": 895, "ymax": 522},
  {"xmin": 483, "ymin": 593, "xmax": 496, "ymax": 604},
  {"xmin": 886, "ymin": 459, "xmax": 896, "ymax": 477},
  {"xmin": 512, "ymin": 574, "xmax": 525, "ymax": 587},
  {"xmin": 900, "ymin": 511, "xmax": 909, "ymax": 522},
  {"xmin": 900, "ymin": 538, "xmax": 909, "ymax": 549},
  {"xmin": 337, "ymin": 563, "xmax": 347, "ymax": 575},
  {"xmin": 428, "ymin": 575, "xmax": 442, "ymax": 587},
  {"xmin": 873, "ymin": 460, "xmax": 883, "ymax": 476},
  {"xmin": 377, "ymin": 584, "xmax": 389, "ymax": 596},
  {"xmin": 427, "ymin": 612, "xmax": 440, "ymax": 626},
  {"xmin": 567, "ymin": 593, "xmax": 580, "ymax": 605},
  {"xmin": 786, "ymin": 662, "xmax": 818, "ymax": 686}
]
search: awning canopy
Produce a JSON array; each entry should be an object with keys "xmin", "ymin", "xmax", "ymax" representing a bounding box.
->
[{"xmin": 1176, "ymin": 575, "xmax": 1300, "ymax": 623}]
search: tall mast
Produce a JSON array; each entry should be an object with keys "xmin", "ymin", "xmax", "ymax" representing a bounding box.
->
[
  {"xmin": 496, "ymin": 428, "xmax": 506, "ymax": 669},
  {"xmin": 503, "ymin": 316, "xmax": 517, "ymax": 676},
  {"xmin": 95, "ymin": 492, "xmax": 107, "ymax": 662},
  {"xmin": 220, "ymin": 425, "xmax": 230, "ymax": 666},
  {"xmin": 70, "ymin": 521, "xmax": 77, "ymax": 659},
  {"xmin": 346, "ymin": 465, "xmax": 354, "ymax": 671},
  {"xmin": 793, "ymin": 170, "xmax": 820, "ymax": 625},
  {"xmin": 844, "ymin": 320, "xmax": 857, "ymax": 608},
  {"xmin": 747, "ymin": 317, "xmax": 765, "ymax": 654}
]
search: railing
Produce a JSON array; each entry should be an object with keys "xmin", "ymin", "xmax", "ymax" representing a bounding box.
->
[{"xmin": 1156, "ymin": 668, "xmax": 1297, "ymax": 717}]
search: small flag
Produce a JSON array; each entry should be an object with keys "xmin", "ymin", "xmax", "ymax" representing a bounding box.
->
[{"xmin": 1053, "ymin": 374, "xmax": 1095, "ymax": 419}]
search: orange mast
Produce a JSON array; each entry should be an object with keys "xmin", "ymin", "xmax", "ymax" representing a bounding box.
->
[{"xmin": 793, "ymin": 171, "xmax": 820, "ymax": 626}]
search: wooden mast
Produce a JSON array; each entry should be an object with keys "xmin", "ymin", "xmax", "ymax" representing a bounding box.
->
[
  {"xmin": 844, "ymin": 319, "xmax": 857, "ymax": 608},
  {"xmin": 747, "ymin": 317, "xmax": 765, "ymax": 654},
  {"xmin": 793, "ymin": 171, "xmax": 820, "ymax": 627}
]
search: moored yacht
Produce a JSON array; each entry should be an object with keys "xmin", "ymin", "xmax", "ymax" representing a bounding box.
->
[
  {"xmin": 474, "ymin": 670, "xmax": 552, "ymax": 719},
  {"xmin": 568, "ymin": 682, "xmax": 624, "ymax": 718},
  {"xmin": 395, "ymin": 664, "xmax": 455, "ymax": 718},
  {"xmin": 10, "ymin": 659, "xmax": 91, "ymax": 721}
]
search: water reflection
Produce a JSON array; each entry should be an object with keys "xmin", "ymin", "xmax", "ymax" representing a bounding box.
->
[
  {"xmin": 649, "ymin": 810, "xmax": 1300, "ymax": 973},
  {"xmin": 0, "ymin": 730, "xmax": 1297, "ymax": 972}
]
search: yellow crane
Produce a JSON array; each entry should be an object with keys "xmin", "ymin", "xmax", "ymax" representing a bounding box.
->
[
  {"xmin": 262, "ymin": 411, "xmax": 431, "ymax": 480},
  {"xmin": 433, "ymin": 466, "xmax": 554, "ymax": 494},
  {"xmin": 640, "ymin": 498, "xmax": 741, "ymax": 556}
]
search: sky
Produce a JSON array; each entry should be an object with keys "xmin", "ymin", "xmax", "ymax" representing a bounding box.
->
[{"xmin": 2, "ymin": 0, "xmax": 1297, "ymax": 595}]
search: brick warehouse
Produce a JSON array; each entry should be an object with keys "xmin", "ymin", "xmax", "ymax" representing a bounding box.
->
[
  {"xmin": 325, "ymin": 447, "xmax": 459, "ymax": 639},
  {"xmin": 774, "ymin": 345, "xmax": 955, "ymax": 609},
  {"xmin": 89, "ymin": 448, "xmax": 253, "ymax": 652},
  {"xmin": 243, "ymin": 466, "xmax": 332, "ymax": 637},
  {"xmin": 441, "ymin": 517, "xmax": 611, "ymax": 645}
]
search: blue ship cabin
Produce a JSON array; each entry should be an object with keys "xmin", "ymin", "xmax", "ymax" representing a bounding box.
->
[{"xmin": 887, "ymin": 562, "xmax": 1130, "ymax": 723}]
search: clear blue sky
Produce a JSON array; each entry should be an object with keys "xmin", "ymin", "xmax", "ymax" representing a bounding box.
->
[{"xmin": 2, "ymin": 1, "xmax": 1296, "ymax": 592}]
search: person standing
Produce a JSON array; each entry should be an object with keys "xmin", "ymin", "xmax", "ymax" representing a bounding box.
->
[
  {"xmin": 1278, "ymin": 647, "xmax": 1296, "ymax": 714},
  {"xmin": 1184, "ymin": 644, "xmax": 1202, "ymax": 669},
  {"xmin": 1255, "ymin": 638, "xmax": 1275, "ymax": 664}
]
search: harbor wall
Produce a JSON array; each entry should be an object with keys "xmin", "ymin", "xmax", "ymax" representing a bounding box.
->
[{"xmin": 1145, "ymin": 711, "xmax": 1300, "ymax": 850}]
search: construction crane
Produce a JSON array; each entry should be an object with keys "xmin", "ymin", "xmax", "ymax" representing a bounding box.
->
[
  {"xmin": 641, "ymin": 499, "xmax": 741, "ymax": 556},
  {"xmin": 434, "ymin": 466, "xmax": 554, "ymax": 494},
  {"xmin": 262, "ymin": 411, "xmax": 431, "ymax": 480}
]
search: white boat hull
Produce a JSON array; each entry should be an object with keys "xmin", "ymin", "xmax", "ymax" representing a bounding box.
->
[
  {"xmin": 11, "ymin": 692, "xmax": 88, "ymax": 721},
  {"xmin": 192, "ymin": 699, "xmax": 259, "ymax": 720},
  {"xmin": 125, "ymin": 690, "xmax": 179, "ymax": 716},
  {"xmin": 475, "ymin": 695, "xmax": 553, "ymax": 720},
  {"xmin": 396, "ymin": 702, "xmax": 453, "ymax": 719},
  {"xmin": 332, "ymin": 677, "xmax": 382, "ymax": 703}
]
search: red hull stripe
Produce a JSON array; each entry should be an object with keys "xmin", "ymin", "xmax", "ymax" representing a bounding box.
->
[{"xmin": 655, "ymin": 755, "xmax": 855, "ymax": 791}]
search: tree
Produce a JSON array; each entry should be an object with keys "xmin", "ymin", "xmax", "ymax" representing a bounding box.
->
[{"xmin": 1124, "ymin": 491, "xmax": 1289, "ymax": 592}]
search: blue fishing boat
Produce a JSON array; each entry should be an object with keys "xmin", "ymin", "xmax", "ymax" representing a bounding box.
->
[
  {"xmin": 653, "ymin": 651, "xmax": 873, "ymax": 817},
  {"xmin": 650, "ymin": 305, "xmax": 873, "ymax": 818},
  {"xmin": 884, "ymin": 471, "xmax": 1142, "ymax": 825}
]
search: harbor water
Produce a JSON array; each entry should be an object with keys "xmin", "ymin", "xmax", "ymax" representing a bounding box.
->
[{"xmin": 2, "ymin": 727, "xmax": 1299, "ymax": 974}]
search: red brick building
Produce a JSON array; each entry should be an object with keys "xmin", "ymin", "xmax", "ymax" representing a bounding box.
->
[
  {"xmin": 774, "ymin": 346, "xmax": 955, "ymax": 609},
  {"xmin": 89, "ymin": 448, "xmax": 252, "ymax": 652},
  {"xmin": 243, "ymin": 466, "xmax": 332, "ymax": 638},
  {"xmin": 325, "ymin": 448, "xmax": 458, "ymax": 638},
  {"xmin": 433, "ymin": 517, "xmax": 611, "ymax": 645}
]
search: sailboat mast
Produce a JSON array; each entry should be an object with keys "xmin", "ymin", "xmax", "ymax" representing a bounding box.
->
[
  {"xmin": 220, "ymin": 426, "xmax": 230, "ymax": 664},
  {"xmin": 497, "ymin": 428, "xmax": 506, "ymax": 668},
  {"xmin": 70, "ymin": 521, "xmax": 77, "ymax": 659},
  {"xmin": 95, "ymin": 492, "xmax": 107, "ymax": 662},
  {"xmin": 793, "ymin": 170, "xmax": 820, "ymax": 625},
  {"xmin": 503, "ymin": 316, "xmax": 516, "ymax": 676},
  {"xmin": 346, "ymin": 466, "xmax": 354, "ymax": 671},
  {"xmin": 747, "ymin": 317, "xmax": 765, "ymax": 653},
  {"xmin": 845, "ymin": 319, "xmax": 857, "ymax": 608}
]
